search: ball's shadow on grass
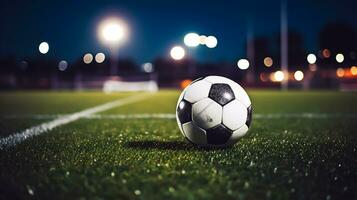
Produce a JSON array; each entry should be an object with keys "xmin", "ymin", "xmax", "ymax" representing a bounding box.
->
[{"xmin": 124, "ymin": 140, "xmax": 231, "ymax": 151}]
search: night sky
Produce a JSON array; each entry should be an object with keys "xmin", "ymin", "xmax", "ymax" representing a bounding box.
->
[{"xmin": 0, "ymin": 0, "xmax": 356, "ymax": 63}]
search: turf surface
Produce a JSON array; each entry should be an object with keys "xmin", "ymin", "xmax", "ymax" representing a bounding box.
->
[{"xmin": 0, "ymin": 90, "xmax": 356, "ymax": 199}]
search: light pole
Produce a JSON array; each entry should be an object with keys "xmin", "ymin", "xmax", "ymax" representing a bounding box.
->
[
  {"xmin": 97, "ymin": 17, "xmax": 128, "ymax": 75},
  {"xmin": 280, "ymin": 0, "xmax": 288, "ymax": 90}
]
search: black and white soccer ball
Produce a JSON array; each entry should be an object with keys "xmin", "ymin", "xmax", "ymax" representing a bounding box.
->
[{"xmin": 176, "ymin": 76, "xmax": 252, "ymax": 147}]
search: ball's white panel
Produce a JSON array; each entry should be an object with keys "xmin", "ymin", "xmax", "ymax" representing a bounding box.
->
[
  {"xmin": 183, "ymin": 80, "xmax": 211, "ymax": 103},
  {"xmin": 228, "ymin": 82, "xmax": 251, "ymax": 108},
  {"xmin": 192, "ymin": 98, "xmax": 222, "ymax": 130},
  {"xmin": 222, "ymin": 100, "xmax": 247, "ymax": 131},
  {"xmin": 230, "ymin": 124, "xmax": 249, "ymax": 142},
  {"xmin": 182, "ymin": 121, "xmax": 207, "ymax": 144},
  {"xmin": 204, "ymin": 76, "xmax": 251, "ymax": 107},
  {"xmin": 176, "ymin": 90, "xmax": 186, "ymax": 136},
  {"xmin": 204, "ymin": 75, "xmax": 232, "ymax": 84}
]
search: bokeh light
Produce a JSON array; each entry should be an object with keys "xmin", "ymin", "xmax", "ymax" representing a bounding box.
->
[
  {"xmin": 263, "ymin": 57, "xmax": 273, "ymax": 67},
  {"xmin": 205, "ymin": 36, "xmax": 217, "ymax": 48},
  {"xmin": 336, "ymin": 68, "xmax": 345, "ymax": 77},
  {"xmin": 199, "ymin": 35, "xmax": 207, "ymax": 45},
  {"xmin": 351, "ymin": 66, "xmax": 357, "ymax": 75},
  {"xmin": 237, "ymin": 59, "xmax": 249, "ymax": 70},
  {"xmin": 307, "ymin": 54, "xmax": 317, "ymax": 64},
  {"xmin": 335, "ymin": 53, "xmax": 344, "ymax": 63},
  {"xmin": 184, "ymin": 33, "xmax": 200, "ymax": 47},
  {"xmin": 83, "ymin": 53, "xmax": 93, "ymax": 64},
  {"xmin": 95, "ymin": 53, "xmax": 105, "ymax": 63},
  {"xmin": 259, "ymin": 73, "xmax": 269, "ymax": 82},
  {"xmin": 170, "ymin": 46, "xmax": 185, "ymax": 60},
  {"xmin": 322, "ymin": 49, "xmax": 331, "ymax": 58},
  {"xmin": 39, "ymin": 42, "xmax": 49, "ymax": 54},
  {"xmin": 294, "ymin": 70, "xmax": 304, "ymax": 81},
  {"xmin": 180, "ymin": 79, "xmax": 192, "ymax": 89},
  {"xmin": 274, "ymin": 71, "xmax": 285, "ymax": 82},
  {"xmin": 142, "ymin": 62, "xmax": 153, "ymax": 73},
  {"xmin": 58, "ymin": 60, "xmax": 68, "ymax": 71},
  {"xmin": 98, "ymin": 17, "xmax": 128, "ymax": 47}
]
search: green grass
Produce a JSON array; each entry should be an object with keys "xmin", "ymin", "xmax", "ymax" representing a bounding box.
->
[{"xmin": 0, "ymin": 90, "xmax": 357, "ymax": 199}]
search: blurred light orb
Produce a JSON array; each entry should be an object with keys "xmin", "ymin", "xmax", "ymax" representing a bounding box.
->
[
  {"xmin": 39, "ymin": 42, "xmax": 49, "ymax": 54},
  {"xmin": 170, "ymin": 46, "xmax": 185, "ymax": 60},
  {"xmin": 294, "ymin": 70, "xmax": 304, "ymax": 81},
  {"xmin": 335, "ymin": 53, "xmax": 344, "ymax": 63},
  {"xmin": 199, "ymin": 35, "xmax": 207, "ymax": 45},
  {"xmin": 58, "ymin": 60, "xmax": 68, "ymax": 71},
  {"xmin": 322, "ymin": 49, "xmax": 331, "ymax": 58},
  {"xmin": 184, "ymin": 33, "xmax": 200, "ymax": 47},
  {"xmin": 142, "ymin": 62, "xmax": 153, "ymax": 73},
  {"xmin": 336, "ymin": 68, "xmax": 344, "ymax": 77},
  {"xmin": 263, "ymin": 57, "xmax": 273, "ymax": 67},
  {"xmin": 237, "ymin": 59, "xmax": 249, "ymax": 70},
  {"xmin": 98, "ymin": 17, "xmax": 128, "ymax": 47},
  {"xmin": 351, "ymin": 66, "xmax": 357, "ymax": 75},
  {"xmin": 205, "ymin": 36, "xmax": 218, "ymax": 48},
  {"xmin": 95, "ymin": 53, "xmax": 106, "ymax": 63},
  {"xmin": 274, "ymin": 71, "xmax": 285, "ymax": 82},
  {"xmin": 180, "ymin": 79, "xmax": 192, "ymax": 89},
  {"xmin": 83, "ymin": 53, "xmax": 93, "ymax": 64},
  {"xmin": 259, "ymin": 73, "xmax": 269, "ymax": 82},
  {"xmin": 307, "ymin": 54, "xmax": 317, "ymax": 64}
]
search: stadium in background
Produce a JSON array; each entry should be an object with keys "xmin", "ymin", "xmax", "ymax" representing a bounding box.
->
[{"xmin": 0, "ymin": 0, "xmax": 356, "ymax": 91}]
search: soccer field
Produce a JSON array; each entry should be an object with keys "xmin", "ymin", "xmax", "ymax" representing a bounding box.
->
[{"xmin": 0, "ymin": 90, "xmax": 357, "ymax": 199}]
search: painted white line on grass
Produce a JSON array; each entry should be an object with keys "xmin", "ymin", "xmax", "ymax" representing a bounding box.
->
[
  {"xmin": 85, "ymin": 113, "xmax": 357, "ymax": 119},
  {"xmin": 0, "ymin": 94, "xmax": 151, "ymax": 150},
  {"xmin": 1, "ymin": 113, "xmax": 357, "ymax": 120}
]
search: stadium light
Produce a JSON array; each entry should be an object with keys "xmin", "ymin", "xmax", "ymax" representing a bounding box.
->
[
  {"xmin": 199, "ymin": 35, "xmax": 207, "ymax": 45},
  {"xmin": 97, "ymin": 16, "xmax": 128, "ymax": 75},
  {"xmin": 58, "ymin": 60, "xmax": 68, "ymax": 71},
  {"xmin": 98, "ymin": 17, "xmax": 128, "ymax": 48},
  {"xmin": 336, "ymin": 68, "xmax": 344, "ymax": 78},
  {"xmin": 39, "ymin": 42, "xmax": 49, "ymax": 54},
  {"xmin": 205, "ymin": 36, "xmax": 217, "ymax": 48},
  {"xmin": 83, "ymin": 53, "xmax": 93, "ymax": 64},
  {"xmin": 274, "ymin": 70, "xmax": 285, "ymax": 82},
  {"xmin": 322, "ymin": 49, "xmax": 331, "ymax": 58},
  {"xmin": 351, "ymin": 66, "xmax": 357, "ymax": 75},
  {"xmin": 142, "ymin": 62, "xmax": 153, "ymax": 73},
  {"xmin": 294, "ymin": 70, "xmax": 304, "ymax": 81},
  {"xmin": 263, "ymin": 57, "xmax": 273, "ymax": 67},
  {"xmin": 95, "ymin": 53, "xmax": 106, "ymax": 63},
  {"xmin": 170, "ymin": 46, "xmax": 185, "ymax": 60},
  {"xmin": 237, "ymin": 59, "xmax": 249, "ymax": 70},
  {"xmin": 307, "ymin": 54, "xmax": 317, "ymax": 64},
  {"xmin": 335, "ymin": 53, "xmax": 344, "ymax": 63},
  {"xmin": 184, "ymin": 33, "xmax": 200, "ymax": 47}
]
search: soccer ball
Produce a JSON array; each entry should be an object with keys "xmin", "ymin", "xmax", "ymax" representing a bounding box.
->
[{"xmin": 176, "ymin": 76, "xmax": 252, "ymax": 147}]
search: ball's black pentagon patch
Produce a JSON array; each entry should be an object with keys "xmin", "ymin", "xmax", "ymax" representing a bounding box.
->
[
  {"xmin": 246, "ymin": 105, "xmax": 252, "ymax": 127},
  {"xmin": 208, "ymin": 83, "xmax": 235, "ymax": 106},
  {"xmin": 189, "ymin": 77, "xmax": 204, "ymax": 85},
  {"xmin": 206, "ymin": 124, "xmax": 232, "ymax": 145},
  {"xmin": 177, "ymin": 99, "xmax": 192, "ymax": 124}
]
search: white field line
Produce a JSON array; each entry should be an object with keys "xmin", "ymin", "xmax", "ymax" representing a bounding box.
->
[
  {"xmin": 1, "ymin": 113, "xmax": 357, "ymax": 120},
  {"xmin": 0, "ymin": 94, "xmax": 151, "ymax": 150}
]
